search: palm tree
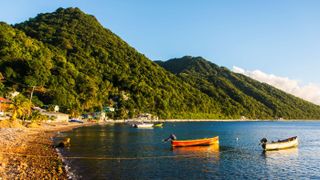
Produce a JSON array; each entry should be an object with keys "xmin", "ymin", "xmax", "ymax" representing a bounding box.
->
[{"xmin": 8, "ymin": 95, "xmax": 32, "ymax": 121}]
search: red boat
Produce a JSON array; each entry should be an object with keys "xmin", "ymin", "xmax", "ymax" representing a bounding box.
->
[{"xmin": 171, "ymin": 136, "xmax": 219, "ymax": 147}]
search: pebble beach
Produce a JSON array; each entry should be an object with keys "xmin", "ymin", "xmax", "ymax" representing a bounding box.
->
[{"xmin": 0, "ymin": 122, "xmax": 96, "ymax": 179}]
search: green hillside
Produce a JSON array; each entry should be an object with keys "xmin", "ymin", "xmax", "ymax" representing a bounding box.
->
[
  {"xmin": 156, "ymin": 56, "xmax": 320, "ymax": 119},
  {"xmin": 0, "ymin": 8, "xmax": 223, "ymax": 119},
  {"xmin": 1, "ymin": 7, "xmax": 319, "ymax": 119},
  {"xmin": 0, "ymin": 22, "xmax": 54, "ymax": 97}
]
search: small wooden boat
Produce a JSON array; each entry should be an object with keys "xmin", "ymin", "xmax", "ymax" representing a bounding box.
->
[
  {"xmin": 171, "ymin": 136, "xmax": 219, "ymax": 147},
  {"xmin": 153, "ymin": 123, "xmax": 163, "ymax": 127},
  {"xmin": 133, "ymin": 123, "xmax": 153, "ymax": 128},
  {"xmin": 69, "ymin": 119, "xmax": 84, "ymax": 123},
  {"xmin": 260, "ymin": 136, "xmax": 298, "ymax": 151}
]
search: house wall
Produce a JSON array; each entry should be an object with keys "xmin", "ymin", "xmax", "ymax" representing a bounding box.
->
[{"xmin": 41, "ymin": 112, "xmax": 69, "ymax": 122}]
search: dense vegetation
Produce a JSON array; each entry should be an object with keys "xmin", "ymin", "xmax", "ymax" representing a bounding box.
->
[
  {"xmin": 0, "ymin": 7, "xmax": 320, "ymax": 119},
  {"xmin": 0, "ymin": 8, "xmax": 223, "ymax": 119},
  {"xmin": 156, "ymin": 56, "xmax": 320, "ymax": 119}
]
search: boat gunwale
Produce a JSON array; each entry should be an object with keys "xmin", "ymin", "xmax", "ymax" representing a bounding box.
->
[
  {"xmin": 266, "ymin": 136, "xmax": 298, "ymax": 145},
  {"xmin": 171, "ymin": 136, "xmax": 218, "ymax": 143}
]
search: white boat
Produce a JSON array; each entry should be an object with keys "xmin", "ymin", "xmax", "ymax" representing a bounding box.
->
[
  {"xmin": 260, "ymin": 136, "xmax": 298, "ymax": 151},
  {"xmin": 133, "ymin": 123, "xmax": 153, "ymax": 128}
]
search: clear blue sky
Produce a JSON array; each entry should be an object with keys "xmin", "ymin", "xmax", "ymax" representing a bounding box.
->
[{"xmin": 1, "ymin": 0, "xmax": 320, "ymax": 84}]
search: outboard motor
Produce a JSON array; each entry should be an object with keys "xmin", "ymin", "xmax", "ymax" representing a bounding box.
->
[
  {"xmin": 260, "ymin": 138, "xmax": 268, "ymax": 149},
  {"xmin": 164, "ymin": 134, "xmax": 177, "ymax": 142}
]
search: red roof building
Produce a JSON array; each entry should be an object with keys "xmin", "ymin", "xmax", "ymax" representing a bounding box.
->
[
  {"xmin": 0, "ymin": 97, "xmax": 11, "ymax": 112},
  {"xmin": 0, "ymin": 97, "xmax": 11, "ymax": 103}
]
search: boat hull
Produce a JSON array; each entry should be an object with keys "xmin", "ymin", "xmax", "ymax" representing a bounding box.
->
[
  {"xmin": 134, "ymin": 123, "xmax": 153, "ymax": 128},
  {"xmin": 153, "ymin": 123, "xmax": 163, "ymax": 127},
  {"xmin": 263, "ymin": 137, "xmax": 298, "ymax": 151},
  {"xmin": 171, "ymin": 136, "xmax": 219, "ymax": 147}
]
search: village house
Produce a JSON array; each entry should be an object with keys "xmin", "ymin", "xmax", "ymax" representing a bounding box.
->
[
  {"xmin": 137, "ymin": 113, "xmax": 153, "ymax": 121},
  {"xmin": 0, "ymin": 97, "xmax": 11, "ymax": 117},
  {"xmin": 40, "ymin": 111, "xmax": 69, "ymax": 122}
]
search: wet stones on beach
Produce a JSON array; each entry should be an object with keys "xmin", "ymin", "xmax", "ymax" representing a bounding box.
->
[{"xmin": 56, "ymin": 137, "xmax": 71, "ymax": 148}]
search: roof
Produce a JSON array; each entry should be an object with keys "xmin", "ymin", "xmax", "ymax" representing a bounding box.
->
[{"xmin": 0, "ymin": 97, "xmax": 11, "ymax": 103}]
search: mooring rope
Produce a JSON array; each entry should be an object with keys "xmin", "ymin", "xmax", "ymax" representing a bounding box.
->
[
  {"xmin": 0, "ymin": 151, "xmax": 221, "ymax": 160},
  {"xmin": 0, "ymin": 152, "xmax": 57, "ymax": 158},
  {"xmin": 63, "ymin": 154, "xmax": 215, "ymax": 160}
]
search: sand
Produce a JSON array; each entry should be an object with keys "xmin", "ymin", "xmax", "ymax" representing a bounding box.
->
[{"xmin": 0, "ymin": 122, "xmax": 97, "ymax": 179}]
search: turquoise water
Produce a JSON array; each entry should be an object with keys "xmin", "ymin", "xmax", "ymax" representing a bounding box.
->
[{"xmin": 58, "ymin": 121, "xmax": 320, "ymax": 179}]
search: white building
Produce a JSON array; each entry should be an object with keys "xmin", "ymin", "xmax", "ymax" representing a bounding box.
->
[{"xmin": 41, "ymin": 111, "xmax": 69, "ymax": 122}]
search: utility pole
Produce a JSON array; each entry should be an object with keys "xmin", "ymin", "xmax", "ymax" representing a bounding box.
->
[
  {"xmin": 28, "ymin": 86, "xmax": 35, "ymax": 118},
  {"xmin": 30, "ymin": 86, "xmax": 35, "ymax": 103}
]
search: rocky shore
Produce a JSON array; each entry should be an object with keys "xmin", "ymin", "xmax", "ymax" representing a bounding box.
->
[{"xmin": 0, "ymin": 122, "xmax": 96, "ymax": 179}]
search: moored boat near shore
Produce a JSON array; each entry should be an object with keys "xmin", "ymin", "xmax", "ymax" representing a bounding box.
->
[
  {"xmin": 153, "ymin": 123, "xmax": 163, "ymax": 127},
  {"xmin": 260, "ymin": 136, "xmax": 298, "ymax": 151},
  {"xmin": 133, "ymin": 123, "xmax": 154, "ymax": 128},
  {"xmin": 69, "ymin": 119, "xmax": 84, "ymax": 123},
  {"xmin": 171, "ymin": 136, "xmax": 219, "ymax": 147}
]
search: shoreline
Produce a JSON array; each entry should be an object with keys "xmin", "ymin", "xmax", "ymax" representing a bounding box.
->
[
  {"xmin": 106, "ymin": 119, "xmax": 320, "ymax": 123},
  {"xmin": 0, "ymin": 122, "xmax": 99, "ymax": 179}
]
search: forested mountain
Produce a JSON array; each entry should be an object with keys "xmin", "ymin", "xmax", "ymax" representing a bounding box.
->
[
  {"xmin": 0, "ymin": 8, "xmax": 319, "ymax": 119},
  {"xmin": 0, "ymin": 8, "xmax": 223, "ymax": 119},
  {"xmin": 156, "ymin": 56, "xmax": 320, "ymax": 119}
]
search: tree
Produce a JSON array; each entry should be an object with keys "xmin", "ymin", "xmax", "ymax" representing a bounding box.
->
[
  {"xmin": 8, "ymin": 95, "xmax": 32, "ymax": 121},
  {"xmin": 69, "ymin": 109, "xmax": 80, "ymax": 118},
  {"xmin": 0, "ymin": 72, "xmax": 4, "ymax": 95}
]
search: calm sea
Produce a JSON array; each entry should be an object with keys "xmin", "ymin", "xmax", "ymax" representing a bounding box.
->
[{"xmin": 57, "ymin": 121, "xmax": 320, "ymax": 179}]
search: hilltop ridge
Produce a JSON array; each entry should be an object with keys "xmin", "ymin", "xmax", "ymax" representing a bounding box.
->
[{"xmin": 156, "ymin": 56, "xmax": 320, "ymax": 119}]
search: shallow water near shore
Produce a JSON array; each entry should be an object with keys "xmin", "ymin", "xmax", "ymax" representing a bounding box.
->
[{"xmin": 57, "ymin": 121, "xmax": 320, "ymax": 179}]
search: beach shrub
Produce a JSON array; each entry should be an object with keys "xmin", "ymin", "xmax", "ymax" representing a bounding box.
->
[
  {"xmin": 26, "ymin": 122, "xmax": 40, "ymax": 128},
  {"xmin": 29, "ymin": 110, "xmax": 48, "ymax": 123},
  {"xmin": 69, "ymin": 109, "xmax": 80, "ymax": 118},
  {"xmin": 0, "ymin": 119, "xmax": 24, "ymax": 128}
]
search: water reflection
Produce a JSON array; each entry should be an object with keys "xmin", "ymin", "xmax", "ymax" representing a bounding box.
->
[
  {"xmin": 262, "ymin": 147, "xmax": 299, "ymax": 179},
  {"xmin": 172, "ymin": 144, "xmax": 220, "ymax": 160}
]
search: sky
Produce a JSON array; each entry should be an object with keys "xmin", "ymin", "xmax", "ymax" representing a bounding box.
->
[{"xmin": 1, "ymin": 0, "xmax": 320, "ymax": 104}]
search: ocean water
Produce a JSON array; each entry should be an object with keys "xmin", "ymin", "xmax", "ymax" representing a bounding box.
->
[{"xmin": 57, "ymin": 121, "xmax": 320, "ymax": 179}]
